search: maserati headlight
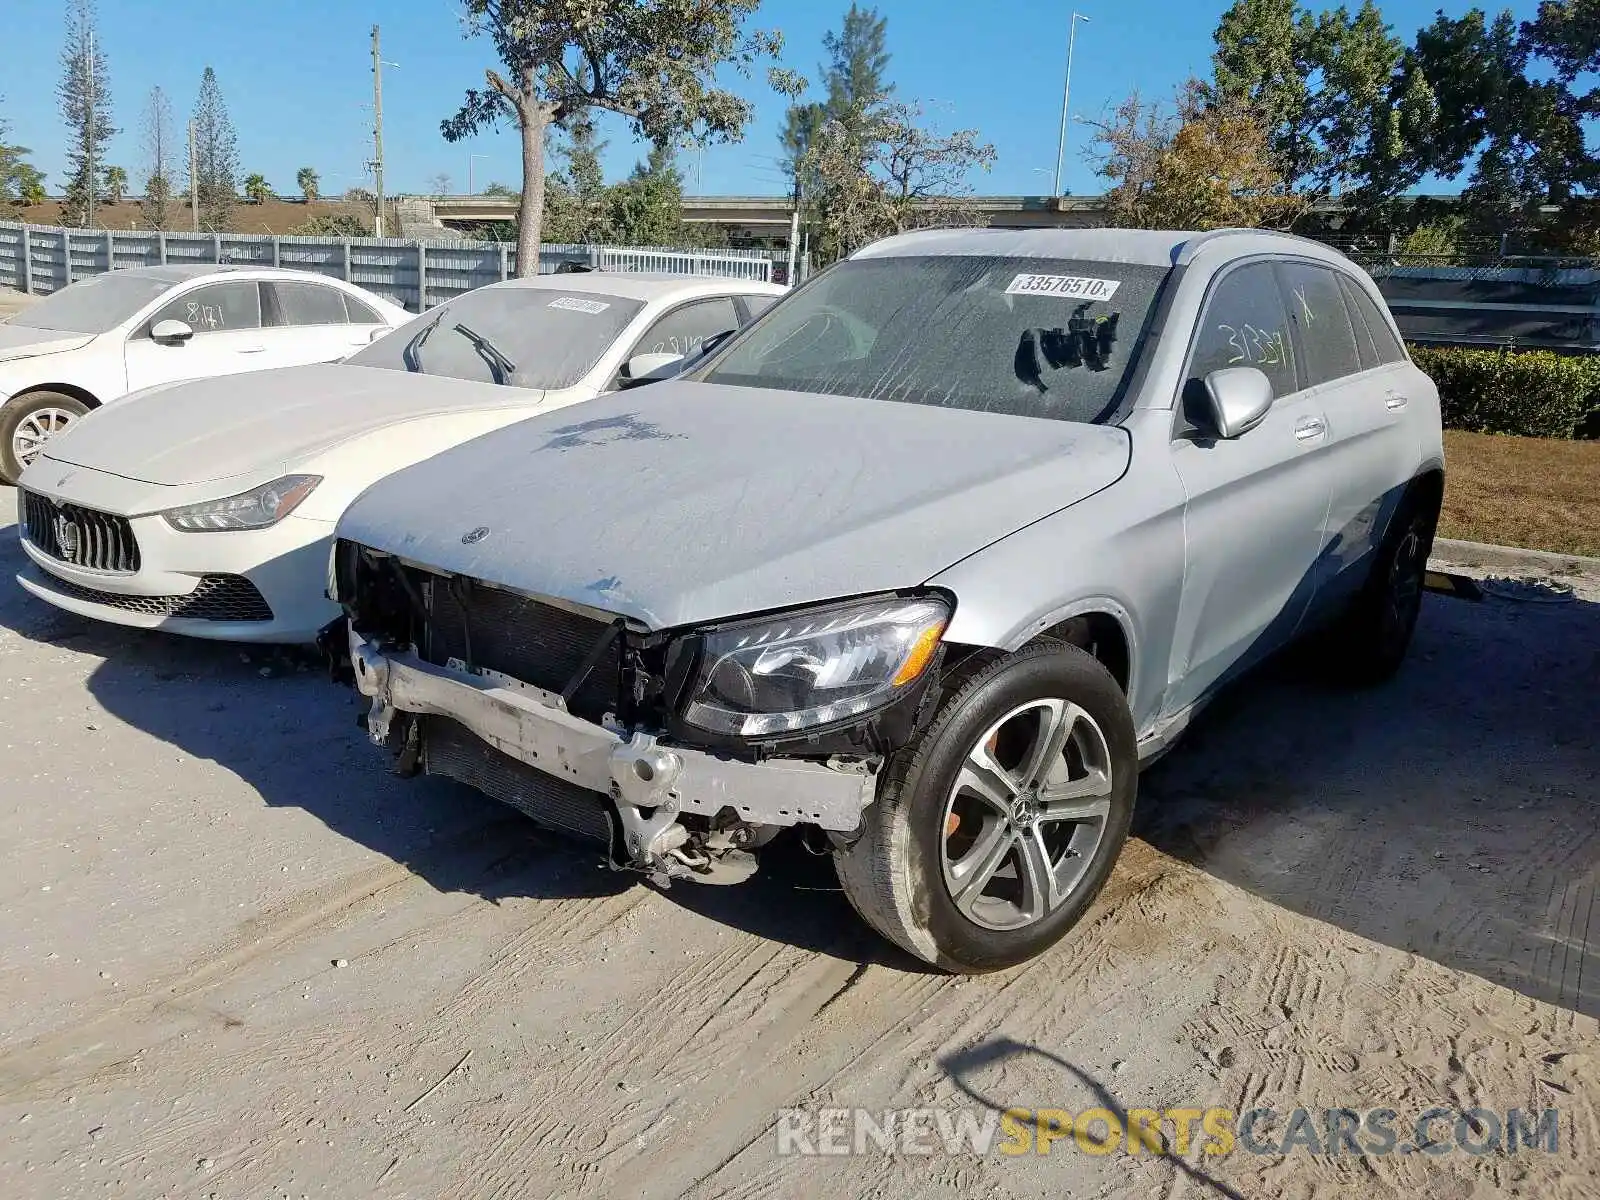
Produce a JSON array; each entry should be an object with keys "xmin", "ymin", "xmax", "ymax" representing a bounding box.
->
[
  {"xmin": 162, "ymin": 475, "xmax": 322, "ymax": 532},
  {"xmin": 681, "ymin": 596, "xmax": 949, "ymax": 738}
]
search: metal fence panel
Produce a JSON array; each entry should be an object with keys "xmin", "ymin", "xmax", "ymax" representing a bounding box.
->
[{"xmin": 0, "ymin": 220, "xmax": 774, "ymax": 311}]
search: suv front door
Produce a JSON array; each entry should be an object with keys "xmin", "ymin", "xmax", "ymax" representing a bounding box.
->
[{"xmin": 1165, "ymin": 259, "xmax": 1338, "ymax": 715}]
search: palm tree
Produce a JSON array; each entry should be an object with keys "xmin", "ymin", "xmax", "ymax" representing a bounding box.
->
[
  {"xmin": 101, "ymin": 165, "xmax": 128, "ymax": 205},
  {"xmin": 243, "ymin": 173, "xmax": 271, "ymax": 205},
  {"xmin": 295, "ymin": 166, "xmax": 318, "ymax": 203}
]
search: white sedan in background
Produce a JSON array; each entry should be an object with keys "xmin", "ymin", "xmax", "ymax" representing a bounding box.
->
[
  {"xmin": 0, "ymin": 264, "xmax": 410, "ymax": 482},
  {"xmin": 14, "ymin": 271, "xmax": 785, "ymax": 642}
]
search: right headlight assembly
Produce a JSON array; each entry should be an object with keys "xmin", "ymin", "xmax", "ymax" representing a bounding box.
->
[{"xmin": 680, "ymin": 595, "xmax": 950, "ymax": 739}]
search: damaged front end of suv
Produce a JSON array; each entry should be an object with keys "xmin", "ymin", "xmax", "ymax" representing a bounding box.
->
[{"xmin": 331, "ymin": 538, "xmax": 954, "ymax": 885}]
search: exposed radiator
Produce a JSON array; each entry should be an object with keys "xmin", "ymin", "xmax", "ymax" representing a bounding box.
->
[{"xmin": 422, "ymin": 716, "xmax": 614, "ymax": 848}]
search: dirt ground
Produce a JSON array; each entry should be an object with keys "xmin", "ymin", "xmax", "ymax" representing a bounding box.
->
[
  {"xmin": 6, "ymin": 197, "xmax": 394, "ymax": 237},
  {"xmin": 0, "ymin": 482, "xmax": 1595, "ymax": 1199}
]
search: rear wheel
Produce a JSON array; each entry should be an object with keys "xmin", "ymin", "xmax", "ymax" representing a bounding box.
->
[
  {"xmin": 834, "ymin": 644, "xmax": 1138, "ymax": 973},
  {"xmin": 1327, "ymin": 487, "xmax": 1440, "ymax": 684},
  {"xmin": 0, "ymin": 391, "xmax": 89, "ymax": 483}
]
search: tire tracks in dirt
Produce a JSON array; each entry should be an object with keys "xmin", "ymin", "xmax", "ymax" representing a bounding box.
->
[{"xmin": 0, "ymin": 816, "xmax": 559, "ymax": 1103}]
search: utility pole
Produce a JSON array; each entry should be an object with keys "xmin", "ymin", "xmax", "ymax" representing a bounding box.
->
[
  {"xmin": 371, "ymin": 25, "xmax": 386, "ymax": 237},
  {"xmin": 85, "ymin": 29, "xmax": 96, "ymax": 229},
  {"xmin": 1052, "ymin": 12, "xmax": 1090, "ymax": 198},
  {"xmin": 785, "ymin": 175, "xmax": 802, "ymax": 287},
  {"xmin": 189, "ymin": 118, "xmax": 199, "ymax": 231}
]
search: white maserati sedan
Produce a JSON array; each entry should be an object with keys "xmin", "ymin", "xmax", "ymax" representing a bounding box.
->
[
  {"xmin": 14, "ymin": 271, "xmax": 785, "ymax": 643},
  {"xmin": 0, "ymin": 264, "xmax": 411, "ymax": 482}
]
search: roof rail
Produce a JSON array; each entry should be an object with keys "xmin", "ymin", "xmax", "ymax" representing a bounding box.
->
[{"xmin": 1179, "ymin": 227, "xmax": 1347, "ymax": 262}]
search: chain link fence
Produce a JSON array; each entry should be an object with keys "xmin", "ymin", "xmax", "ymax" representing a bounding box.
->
[{"xmin": 0, "ymin": 221, "xmax": 776, "ymax": 312}]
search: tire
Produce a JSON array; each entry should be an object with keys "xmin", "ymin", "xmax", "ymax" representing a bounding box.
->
[
  {"xmin": 0, "ymin": 391, "xmax": 90, "ymax": 484},
  {"xmin": 834, "ymin": 643, "xmax": 1138, "ymax": 973},
  {"xmin": 1326, "ymin": 485, "xmax": 1440, "ymax": 685}
]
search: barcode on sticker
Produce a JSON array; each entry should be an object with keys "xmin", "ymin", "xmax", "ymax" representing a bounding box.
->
[
  {"xmin": 548, "ymin": 296, "xmax": 611, "ymax": 314},
  {"xmin": 1006, "ymin": 274, "xmax": 1121, "ymax": 301}
]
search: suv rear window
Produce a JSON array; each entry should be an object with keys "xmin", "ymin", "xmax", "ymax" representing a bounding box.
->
[{"xmin": 701, "ymin": 255, "xmax": 1170, "ymax": 425}]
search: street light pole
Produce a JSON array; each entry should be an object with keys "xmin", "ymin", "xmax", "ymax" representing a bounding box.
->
[
  {"xmin": 371, "ymin": 25, "xmax": 386, "ymax": 236},
  {"xmin": 1052, "ymin": 12, "xmax": 1090, "ymax": 198}
]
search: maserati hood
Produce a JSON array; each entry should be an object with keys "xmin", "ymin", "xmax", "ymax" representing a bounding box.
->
[
  {"xmin": 0, "ymin": 325, "xmax": 95, "ymax": 362},
  {"xmin": 338, "ymin": 382, "xmax": 1132, "ymax": 631},
  {"xmin": 44, "ymin": 363, "xmax": 545, "ymax": 485}
]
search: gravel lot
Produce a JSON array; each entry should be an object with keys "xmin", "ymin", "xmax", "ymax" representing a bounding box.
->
[{"xmin": 1, "ymin": 480, "xmax": 1597, "ymax": 1196}]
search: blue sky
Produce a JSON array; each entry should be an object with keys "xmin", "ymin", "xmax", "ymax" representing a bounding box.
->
[{"xmin": 0, "ymin": 0, "xmax": 1551, "ymax": 201}]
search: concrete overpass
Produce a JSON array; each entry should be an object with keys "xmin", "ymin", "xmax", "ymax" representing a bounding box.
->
[{"xmin": 412, "ymin": 193, "xmax": 1116, "ymax": 246}]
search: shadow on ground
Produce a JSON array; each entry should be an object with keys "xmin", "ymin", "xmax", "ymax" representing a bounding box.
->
[
  {"xmin": 1134, "ymin": 582, "xmax": 1599, "ymax": 1018},
  {"xmin": 2, "ymin": 504, "xmax": 1594, "ymax": 1003},
  {"xmin": 0, "ymin": 508, "xmax": 904, "ymax": 967}
]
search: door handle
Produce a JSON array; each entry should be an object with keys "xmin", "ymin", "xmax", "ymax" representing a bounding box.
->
[
  {"xmin": 1294, "ymin": 416, "xmax": 1327, "ymax": 442},
  {"xmin": 238, "ymin": 346, "xmax": 268, "ymax": 354},
  {"xmin": 1385, "ymin": 393, "xmax": 1408, "ymax": 410}
]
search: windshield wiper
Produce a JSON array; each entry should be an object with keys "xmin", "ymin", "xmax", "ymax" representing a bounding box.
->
[
  {"xmin": 402, "ymin": 310, "xmax": 446, "ymax": 373},
  {"xmin": 453, "ymin": 322, "xmax": 518, "ymax": 386}
]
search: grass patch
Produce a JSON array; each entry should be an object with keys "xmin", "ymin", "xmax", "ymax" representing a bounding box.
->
[{"xmin": 1441, "ymin": 430, "xmax": 1600, "ymax": 557}]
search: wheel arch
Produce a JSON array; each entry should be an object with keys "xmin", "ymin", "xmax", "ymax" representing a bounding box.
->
[
  {"xmin": 7, "ymin": 382, "xmax": 103, "ymax": 411},
  {"xmin": 944, "ymin": 598, "xmax": 1138, "ymax": 701}
]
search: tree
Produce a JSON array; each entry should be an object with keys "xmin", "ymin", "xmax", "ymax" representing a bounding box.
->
[
  {"xmin": 428, "ymin": 172, "xmax": 452, "ymax": 198},
  {"xmin": 544, "ymin": 101, "xmax": 611, "ymax": 243},
  {"xmin": 779, "ymin": 5, "xmax": 892, "ymax": 198},
  {"xmin": 803, "ymin": 99, "xmax": 995, "ymax": 261},
  {"xmin": 1408, "ymin": 4, "xmax": 1597, "ymax": 224},
  {"xmin": 604, "ymin": 141, "xmax": 692, "ymax": 245},
  {"xmin": 1092, "ymin": 79, "xmax": 1305, "ymax": 231},
  {"xmin": 291, "ymin": 213, "xmax": 369, "ymax": 237},
  {"xmin": 189, "ymin": 68, "xmax": 239, "ymax": 231},
  {"xmin": 822, "ymin": 3, "xmax": 893, "ymax": 129},
  {"xmin": 296, "ymin": 165, "xmax": 319, "ymax": 202},
  {"xmin": 140, "ymin": 85, "xmax": 174, "ymax": 229},
  {"xmin": 1209, "ymin": 0, "xmax": 1435, "ymax": 210},
  {"xmin": 243, "ymin": 173, "xmax": 271, "ymax": 204},
  {"xmin": 441, "ymin": 0, "xmax": 782, "ymax": 276},
  {"xmin": 0, "ymin": 106, "xmax": 47, "ymax": 209},
  {"xmin": 101, "ymin": 164, "xmax": 126, "ymax": 204},
  {"xmin": 57, "ymin": 0, "xmax": 116, "ymax": 227},
  {"xmin": 482, "ymin": 180, "xmax": 519, "ymax": 196}
]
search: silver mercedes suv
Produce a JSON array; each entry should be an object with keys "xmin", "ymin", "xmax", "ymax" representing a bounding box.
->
[{"xmin": 331, "ymin": 227, "xmax": 1443, "ymax": 973}]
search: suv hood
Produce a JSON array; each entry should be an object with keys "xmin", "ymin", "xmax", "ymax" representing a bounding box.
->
[
  {"xmin": 338, "ymin": 382, "xmax": 1131, "ymax": 631},
  {"xmin": 45, "ymin": 363, "xmax": 545, "ymax": 485},
  {"xmin": 0, "ymin": 325, "xmax": 95, "ymax": 363}
]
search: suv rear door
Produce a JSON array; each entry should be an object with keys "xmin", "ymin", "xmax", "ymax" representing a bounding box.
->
[
  {"xmin": 1165, "ymin": 259, "xmax": 1338, "ymax": 714},
  {"xmin": 1277, "ymin": 261, "xmax": 1419, "ymax": 615}
]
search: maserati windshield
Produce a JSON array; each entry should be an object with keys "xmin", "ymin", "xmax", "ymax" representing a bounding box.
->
[
  {"xmin": 349, "ymin": 287, "xmax": 645, "ymax": 388},
  {"xmin": 701, "ymin": 255, "xmax": 1169, "ymax": 424}
]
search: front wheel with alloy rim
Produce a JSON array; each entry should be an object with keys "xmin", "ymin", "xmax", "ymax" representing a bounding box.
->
[
  {"xmin": 0, "ymin": 391, "xmax": 90, "ymax": 484},
  {"xmin": 834, "ymin": 643, "xmax": 1138, "ymax": 973}
]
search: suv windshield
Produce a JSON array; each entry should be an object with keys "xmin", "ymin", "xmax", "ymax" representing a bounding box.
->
[
  {"xmin": 348, "ymin": 286, "xmax": 645, "ymax": 388},
  {"xmin": 9, "ymin": 271, "xmax": 174, "ymax": 334},
  {"xmin": 702, "ymin": 254, "xmax": 1169, "ymax": 424}
]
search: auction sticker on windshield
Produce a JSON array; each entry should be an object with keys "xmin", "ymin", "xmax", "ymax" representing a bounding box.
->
[
  {"xmin": 548, "ymin": 296, "xmax": 611, "ymax": 315},
  {"xmin": 1005, "ymin": 274, "xmax": 1121, "ymax": 301}
]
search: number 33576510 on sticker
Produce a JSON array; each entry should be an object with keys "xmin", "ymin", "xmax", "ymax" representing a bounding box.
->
[{"xmin": 1005, "ymin": 274, "xmax": 1121, "ymax": 301}]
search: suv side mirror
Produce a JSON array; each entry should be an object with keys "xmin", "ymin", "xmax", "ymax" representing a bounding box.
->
[
  {"xmin": 151, "ymin": 319, "xmax": 194, "ymax": 345},
  {"xmin": 1202, "ymin": 367, "xmax": 1274, "ymax": 438}
]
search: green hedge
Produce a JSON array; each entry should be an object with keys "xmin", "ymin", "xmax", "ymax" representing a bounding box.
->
[{"xmin": 1409, "ymin": 346, "xmax": 1600, "ymax": 440}]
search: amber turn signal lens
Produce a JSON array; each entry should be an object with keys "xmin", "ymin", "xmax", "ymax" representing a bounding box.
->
[{"xmin": 892, "ymin": 623, "xmax": 945, "ymax": 687}]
